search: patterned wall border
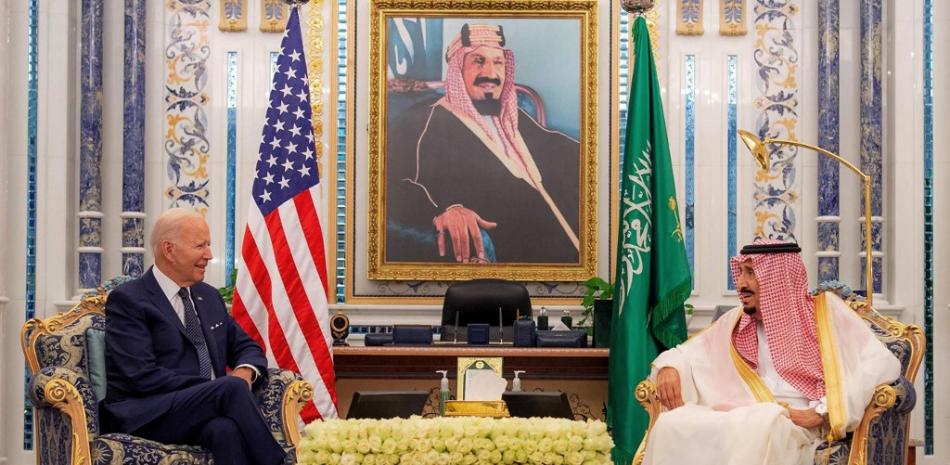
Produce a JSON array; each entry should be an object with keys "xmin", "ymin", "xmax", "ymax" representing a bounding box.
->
[
  {"xmin": 676, "ymin": 0, "xmax": 704, "ymax": 35},
  {"xmin": 261, "ymin": 0, "xmax": 289, "ymax": 33},
  {"xmin": 751, "ymin": 0, "xmax": 799, "ymax": 241},
  {"xmin": 164, "ymin": 0, "xmax": 211, "ymax": 213},
  {"xmin": 816, "ymin": 0, "xmax": 840, "ymax": 284},
  {"xmin": 305, "ymin": 2, "xmax": 326, "ymax": 179},
  {"xmin": 922, "ymin": 0, "xmax": 934, "ymax": 453},
  {"xmin": 720, "ymin": 0, "xmax": 747, "ymax": 36},
  {"xmin": 219, "ymin": 0, "xmax": 248, "ymax": 32}
]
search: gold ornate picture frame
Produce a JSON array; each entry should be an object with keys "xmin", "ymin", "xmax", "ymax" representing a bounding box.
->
[{"xmin": 367, "ymin": 0, "xmax": 598, "ymax": 282}]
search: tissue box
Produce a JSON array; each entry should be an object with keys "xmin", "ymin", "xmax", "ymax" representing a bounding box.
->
[{"xmin": 536, "ymin": 330, "xmax": 587, "ymax": 348}]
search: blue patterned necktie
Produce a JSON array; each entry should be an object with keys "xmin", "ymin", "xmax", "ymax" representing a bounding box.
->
[{"xmin": 178, "ymin": 287, "xmax": 213, "ymax": 379}]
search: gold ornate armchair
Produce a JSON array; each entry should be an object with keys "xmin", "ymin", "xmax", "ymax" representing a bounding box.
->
[
  {"xmin": 633, "ymin": 283, "xmax": 925, "ymax": 465},
  {"xmin": 21, "ymin": 279, "xmax": 313, "ymax": 465}
]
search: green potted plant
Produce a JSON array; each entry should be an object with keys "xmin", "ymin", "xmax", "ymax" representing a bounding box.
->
[
  {"xmin": 218, "ymin": 268, "xmax": 238, "ymax": 307},
  {"xmin": 581, "ymin": 277, "xmax": 614, "ymax": 348}
]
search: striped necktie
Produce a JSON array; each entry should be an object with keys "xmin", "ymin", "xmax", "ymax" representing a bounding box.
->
[{"xmin": 178, "ymin": 287, "xmax": 213, "ymax": 379}]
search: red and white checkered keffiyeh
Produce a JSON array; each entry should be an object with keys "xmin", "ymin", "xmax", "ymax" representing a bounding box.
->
[
  {"xmin": 730, "ymin": 239, "xmax": 825, "ymax": 400},
  {"xmin": 442, "ymin": 25, "xmax": 541, "ymax": 189}
]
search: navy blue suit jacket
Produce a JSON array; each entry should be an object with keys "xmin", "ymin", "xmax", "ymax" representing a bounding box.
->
[{"xmin": 102, "ymin": 267, "xmax": 266, "ymax": 433}]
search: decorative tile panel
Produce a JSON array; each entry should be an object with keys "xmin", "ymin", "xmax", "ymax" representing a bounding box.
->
[
  {"xmin": 219, "ymin": 0, "xmax": 247, "ymax": 32},
  {"xmin": 226, "ymin": 51, "xmax": 238, "ymax": 285},
  {"xmin": 726, "ymin": 54, "xmax": 738, "ymax": 288},
  {"xmin": 817, "ymin": 0, "xmax": 839, "ymax": 282},
  {"xmin": 922, "ymin": 0, "xmax": 934, "ymax": 453},
  {"xmin": 335, "ymin": 0, "xmax": 347, "ymax": 302},
  {"xmin": 860, "ymin": 0, "xmax": 883, "ymax": 295},
  {"xmin": 720, "ymin": 0, "xmax": 747, "ymax": 35},
  {"xmin": 164, "ymin": 0, "xmax": 212, "ymax": 213},
  {"xmin": 123, "ymin": 0, "xmax": 146, "ymax": 278},
  {"xmin": 752, "ymin": 0, "xmax": 799, "ymax": 241},
  {"xmin": 684, "ymin": 55, "xmax": 696, "ymax": 274},
  {"xmin": 25, "ymin": 0, "xmax": 39, "ymax": 450},
  {"xmin": 677, "ymin": 0, "xmax": 704, "ymax": 35},
  {"xmin": 261, "ymin": 0, "xmax": 289, "ymax": 33},
  {"xmin": 80, "ymin": 0, "xmax": 104, "ymax": 290}
]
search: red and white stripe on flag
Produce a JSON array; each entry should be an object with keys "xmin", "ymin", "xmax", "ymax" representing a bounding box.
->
[{"xmin": 231, "ymin": 6, "xmax": 338, "ymax": 422}]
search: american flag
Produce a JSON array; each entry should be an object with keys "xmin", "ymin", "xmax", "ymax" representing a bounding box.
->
[{"xmin": 232, "ymin": 6, "xmax": 338, "ymax": 421}]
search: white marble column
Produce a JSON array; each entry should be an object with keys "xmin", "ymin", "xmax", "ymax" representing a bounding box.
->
[
  {"xmin": 0, "ymin": 0, "xmax": 10, "ymax": 461},
  {"xmin": 2, "ymin": 0, "xmax": 33, "ymax": 462}
]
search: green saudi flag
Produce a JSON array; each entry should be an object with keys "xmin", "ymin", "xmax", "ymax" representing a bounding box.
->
[{"xmin": 607, "ymin": 16, "xmax": 692, "ymax": 465}]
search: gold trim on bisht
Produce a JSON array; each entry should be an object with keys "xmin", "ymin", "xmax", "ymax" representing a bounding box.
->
[{"xmin": 814, "ymin": 292, "xmax": 847, "ymax": 441}]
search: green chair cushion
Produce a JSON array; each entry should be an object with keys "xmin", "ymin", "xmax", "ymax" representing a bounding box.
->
[{"xmin": 85, "ymin": 328, "xmax": 107, "ymax": 402}]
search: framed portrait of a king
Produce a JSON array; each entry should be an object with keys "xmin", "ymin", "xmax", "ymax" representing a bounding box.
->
[{"xmin": 367, "ymin": 0, "xmax": 598, "ymax": 281}]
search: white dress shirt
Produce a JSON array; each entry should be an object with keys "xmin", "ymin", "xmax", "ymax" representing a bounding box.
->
[
  {"xmin": 152, "ymin": 266, "xmax": 260, "ymax": 381},
  {"xmin": 755, "ymin": 322, "xmax": 825, "ymax": 411}
]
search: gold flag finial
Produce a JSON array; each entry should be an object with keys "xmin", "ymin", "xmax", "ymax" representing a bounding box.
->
[{"xmin": 622, "ymin": 0, "xmax": 655, "ymax": 15}]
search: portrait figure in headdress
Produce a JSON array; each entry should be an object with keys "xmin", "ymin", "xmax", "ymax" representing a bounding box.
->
[{"xmin": 385, "ymin": 22, "xmax": 580, "ymax": 265}]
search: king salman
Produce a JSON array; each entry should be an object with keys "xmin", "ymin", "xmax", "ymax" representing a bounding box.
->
[{"xmin": 642, "ymin": 240, "xmax": 901, "ymax": 465}]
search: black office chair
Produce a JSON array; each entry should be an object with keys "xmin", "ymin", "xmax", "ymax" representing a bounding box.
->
[{"xmin": 440, "ymin": 279, "xmax": 532, "ymax": 342}]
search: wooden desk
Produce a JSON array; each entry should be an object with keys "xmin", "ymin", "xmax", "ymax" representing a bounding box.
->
[{"xmin": 333, "ymin": 346, "xmax": 609, "ymax": 419}]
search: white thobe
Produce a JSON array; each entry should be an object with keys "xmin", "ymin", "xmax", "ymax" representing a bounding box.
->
[{"xmin": 641, "ymin": 292, "xmax": 901, "ymax": 465}]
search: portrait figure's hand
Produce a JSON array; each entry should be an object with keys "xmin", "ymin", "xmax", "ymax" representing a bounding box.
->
[
  {"xmin": 433, "ymin": 204, "xmax": 497, "ymax": 263},
  {"xmin": 787, "ymin": 407, "xmax": 825, "ymax": 429},
  {"xmin": 656, "ymin": 367, "xmax": 684, "ymax": 410},
  {"xmin": 231, "ymin": 366, "xmax": 255, "ymax": 390}
]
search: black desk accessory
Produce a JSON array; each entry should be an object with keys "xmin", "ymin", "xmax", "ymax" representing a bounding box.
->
[
  {"xmin": 346, "ymin": 391, "xmax": 429, "ymax": 419},
  {"xmin": 364, "ymin": 333, "xmax": 393, "ymax": 346},
  {"xmin": 392, "ymin": 325, "xmax": 433, "ymax": 345},
  {"xmin": 536, "ymin": 330, "xmax": 588, "ymax": 348},
  {"xmin": 502, "ymin": 391, "xmax": 574, "ymax": 419},
  {"xmin": 467, "ymin": 324, "xmax": 490, "ymax": 345},
  {"xmin": 330, "ymin": 309, "xmax": 350, "ymax": 346},
  {"xmin": 513, "ymin": 319, "xmax": 537, "ymax": 347}
]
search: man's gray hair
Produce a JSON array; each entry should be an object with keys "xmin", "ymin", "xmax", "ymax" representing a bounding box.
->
[{"xmin": 150, "ymin": 208, "xmax": 204, "ymax": 256}]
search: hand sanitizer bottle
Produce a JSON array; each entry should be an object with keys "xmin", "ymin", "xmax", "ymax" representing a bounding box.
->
[
  {"xmin": 436, "ymin": 370, "xmax": 449, "ymax": 416},
  {"xmin": 512, "ymin": 370, "xmax": 525, "ymax": 392}
]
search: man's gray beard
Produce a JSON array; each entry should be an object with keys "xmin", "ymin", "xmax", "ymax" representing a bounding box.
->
[{"xmin": 473, "ymin": 98, "xmax": 502, "ymax": 116}]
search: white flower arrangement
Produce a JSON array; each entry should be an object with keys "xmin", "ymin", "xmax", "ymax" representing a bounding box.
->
[{"xmin": 297, "ymin": 416, "xmax": 615, "ymax": 465}]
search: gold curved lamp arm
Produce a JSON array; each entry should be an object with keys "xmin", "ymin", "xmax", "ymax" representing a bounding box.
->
[{"xmin": 737, "ymin": 129, "xmax": 874, "ymax": 306}]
